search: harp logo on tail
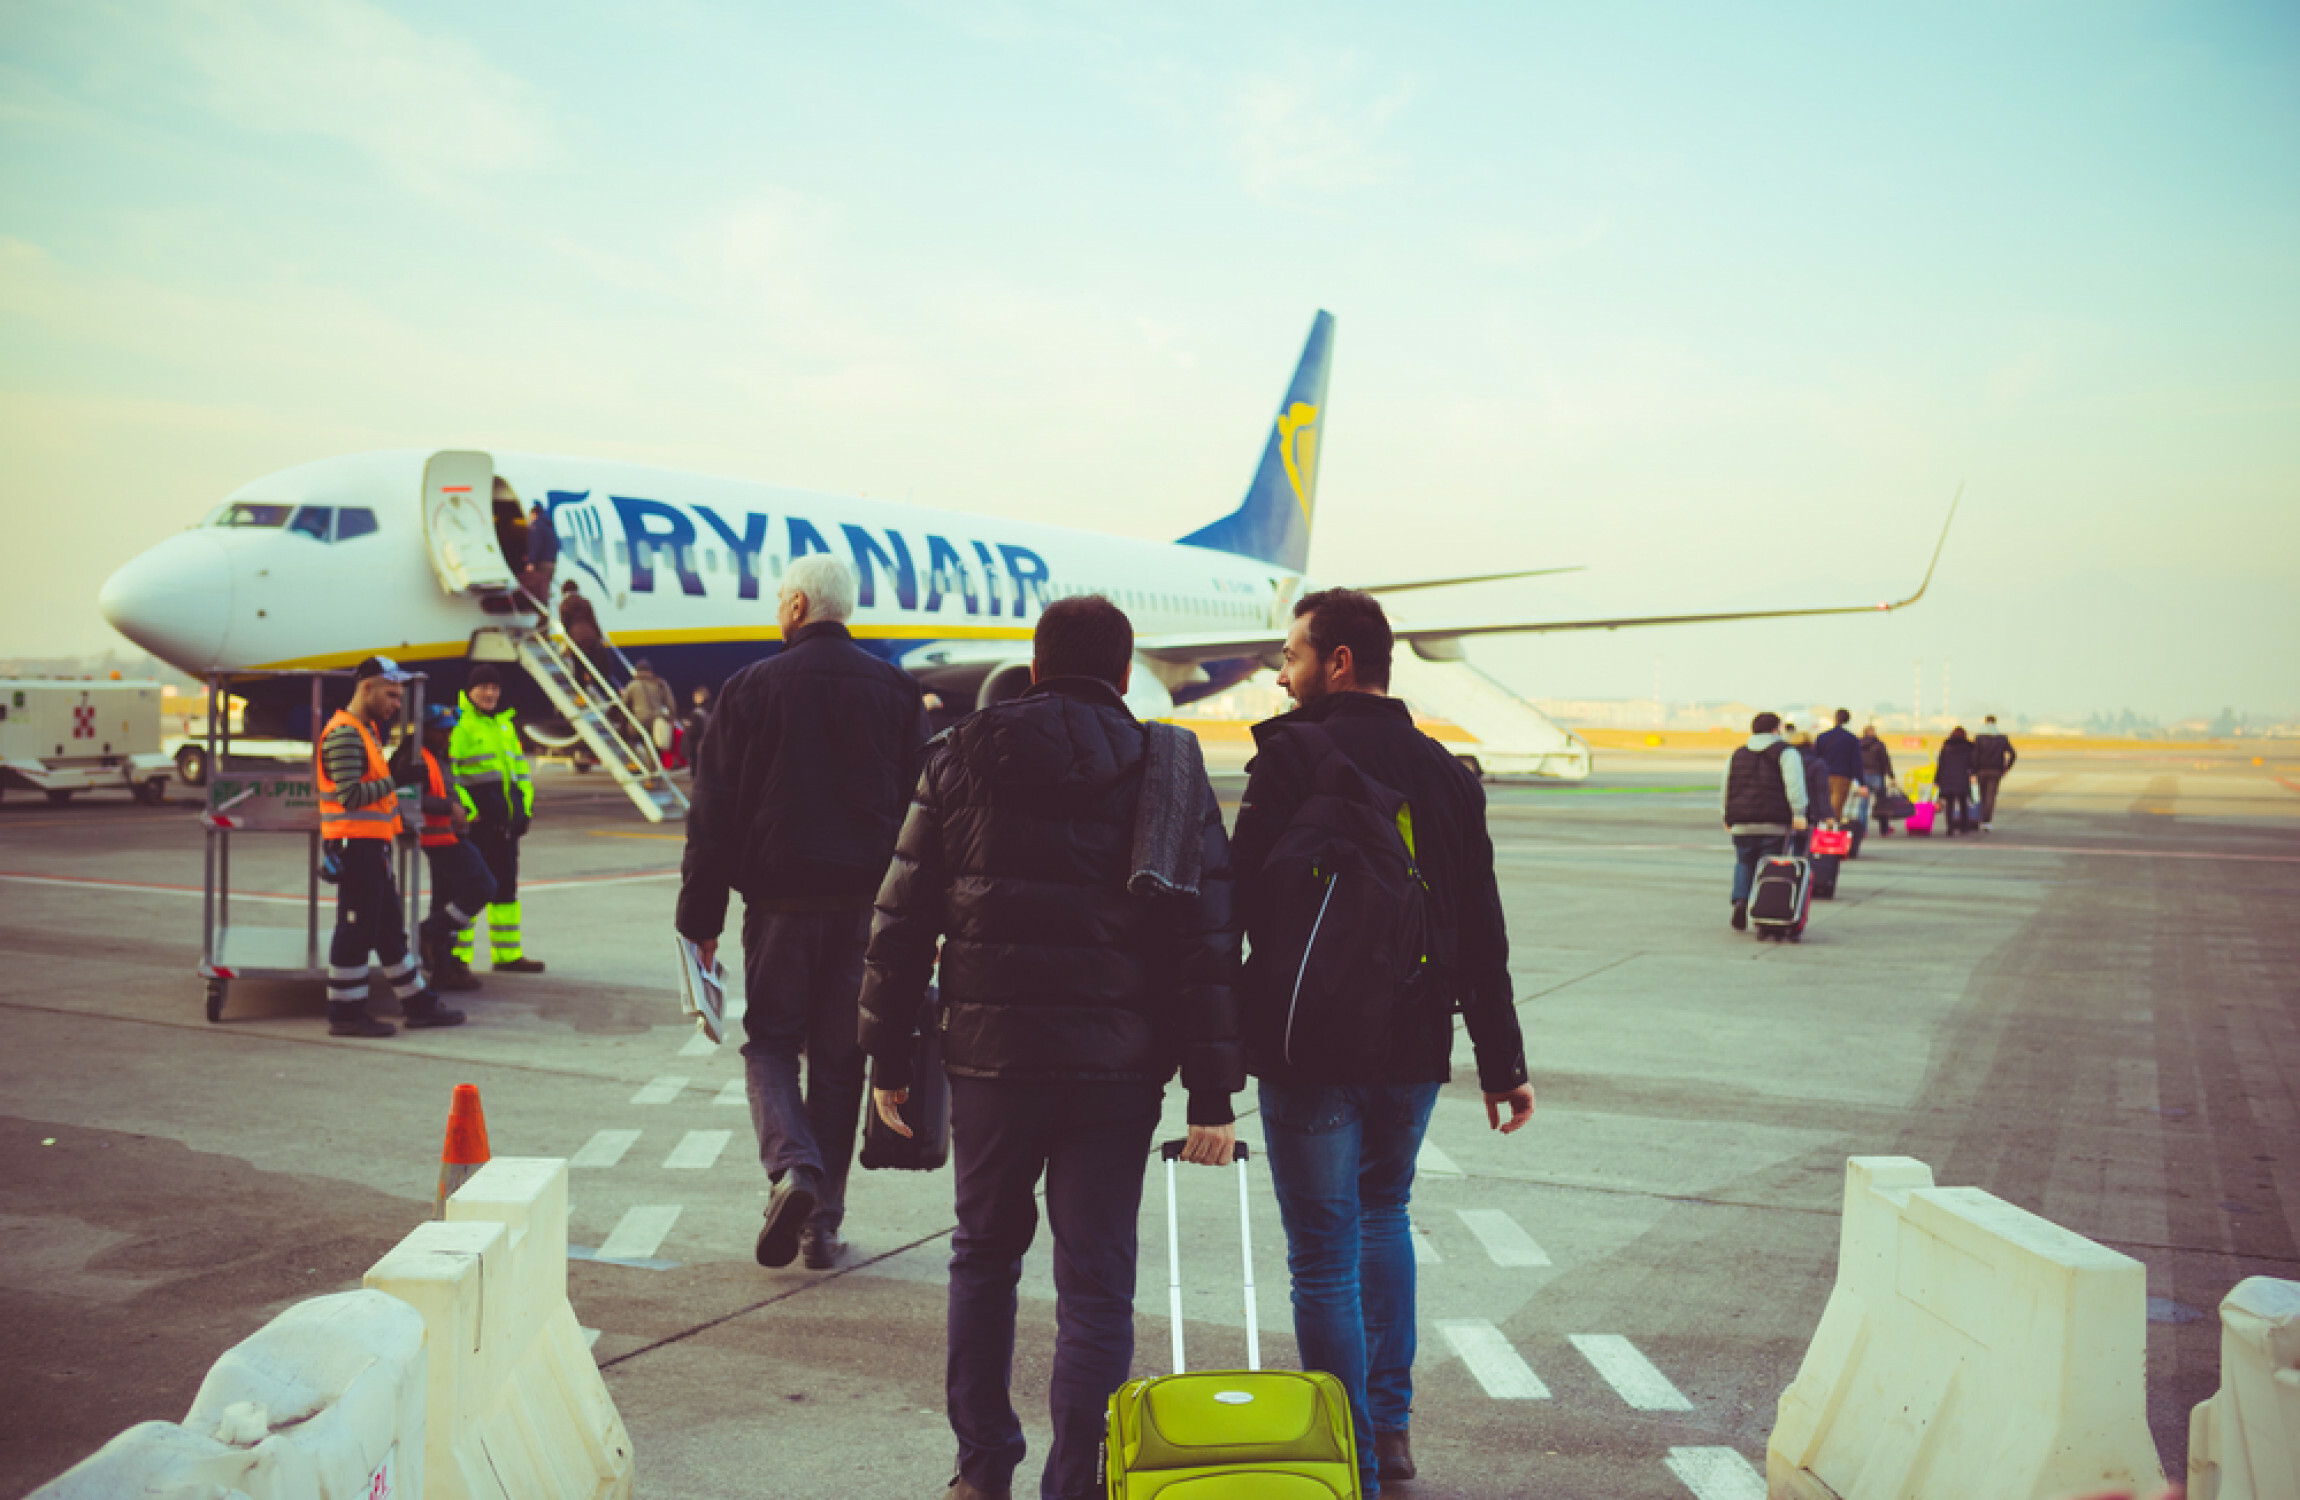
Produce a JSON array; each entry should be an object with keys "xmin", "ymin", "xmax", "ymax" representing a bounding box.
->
[{"xmin": 1277, "ymin": 402, "xmax": 1320, "ymax": 519}]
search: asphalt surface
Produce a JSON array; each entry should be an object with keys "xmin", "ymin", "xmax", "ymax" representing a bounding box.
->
[{"xmin": 2, "ymin": 741, "xmax": 2296, "ymax": 1498}]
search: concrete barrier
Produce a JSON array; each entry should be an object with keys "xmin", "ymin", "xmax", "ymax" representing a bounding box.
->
[
  {"xmin": 31, "ymin": 1289, "xmax": 425, "ymax": 1499},
  {"xmin": 1767, "ymin": 1156, "xmax": 2165, "ymax": 1500},
  {"xmin": 365, "ymin": 1156, "xmax": 633, "ymax": 1500},
  {"xmin": 2187, "ymin": 1276, "xmax": 2300, "ymax": 1500}
]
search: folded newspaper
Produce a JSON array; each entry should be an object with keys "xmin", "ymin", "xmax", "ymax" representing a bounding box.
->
[{"xmin": 674, "ymin": 935, "xmax": 728, "ymax": 1044}]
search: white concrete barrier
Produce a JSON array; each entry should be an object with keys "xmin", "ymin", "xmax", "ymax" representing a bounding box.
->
[
  {"xmin": 31, "ymin": 1289, "xmax": 425, "ymax": 1500},
  {"xmin": 365, "ymin": 1156, "xmax": 634, "ymax": 1500},
  {"xmin": 2187, "ymin": 1276, "xmax": 2300, "ymax": 1500},
  {"xmin": 1767, "ymin": 1156, "xmax": 2165, "ymax": 1500}
]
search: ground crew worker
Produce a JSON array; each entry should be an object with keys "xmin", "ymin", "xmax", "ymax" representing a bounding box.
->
[
  {"xmin": 449, "ymin": 665, "xmax": 546, "ymax": 977},
  {"xmin": 418, "ymin": 703, "xmax": 495, "ymax": 992},
  {"xmin": 316, "ymin": 657, "xmax": 466, "ymax": 1037}
]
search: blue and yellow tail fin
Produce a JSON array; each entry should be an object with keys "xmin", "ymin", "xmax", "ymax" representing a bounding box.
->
[{"xmin": 1178, "ymin": 310, "xmax": 1333, "ymax": 575}]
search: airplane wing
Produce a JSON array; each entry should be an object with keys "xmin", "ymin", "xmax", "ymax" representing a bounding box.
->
[
  {"xmin": 1137, "ymin": 487, "xmax": 1961, "ymax": 665},
  {"xmin": 1360, "ymin": 565, "xmax": 1585, "ymax": 593}
]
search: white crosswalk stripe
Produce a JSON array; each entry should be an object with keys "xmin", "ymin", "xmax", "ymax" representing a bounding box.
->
[
  {"xmin": 712, "ymin": 1078, "xmax": 747, "ymax": 1107},
  {"xmin": 1456, "ymin": 1208, "xmax": 1551, "ymax": 1267},
  {"xmin": 663, "ymin": 1129, "xmax": 733, "ymax": 1170},
  {"xmin": 1417, "ymin": 1139, "xmax": 1463, "ymax": 1177},
  {"xmin": 1570, "ymin": 1334, "xmax": 1692, "ymax": 1411},
  {"xmin": 1437, "ymin": 1320, "xmax": 1550, "ymax": 1399},
  {"xmin": 1410, "ymin": 1226, "xmax": 1442, "ymax": 1265},
  {"xmin": 570, "ymin": 1129, "xmax": 641, "ymax": 1169},
  {"xmin": 630, "ymin": 1075, "xmax": 690, "ymax": 1105},
  {"xmin": 1664, "ymin": 1446, "xmax": 1765, "ymax": 1500},
  {"xmin": 598, "ymin": 1204, "xmax": 682, "ymax": 1261},
  {"xmin": 677, "ymin": 1030, "xmax": 718, "ymax": 1057}
]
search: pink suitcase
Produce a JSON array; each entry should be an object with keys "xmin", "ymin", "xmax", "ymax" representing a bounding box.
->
[{"xmin": 1905, "ymin": 802, "xmax": 1937, "ymax": 836}]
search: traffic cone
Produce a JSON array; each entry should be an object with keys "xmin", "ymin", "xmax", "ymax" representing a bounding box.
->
[{"xmin": 436, "ymin": 1083, "xmax": 491, "ymax": 1215}]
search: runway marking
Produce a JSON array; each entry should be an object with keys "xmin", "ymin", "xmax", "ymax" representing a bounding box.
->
[
  {"xmin": 1437, "ymin": 1320, "xmax": 1550, "ymax": 1399},
  {"xmin": 0, "ymin": 867, "xmax": 685, "ymax": 903},
  {"xmin": 571, "ymin": 1129, "xmax": 641, "ymax": 1168},
  {"xmin": 1570, "ymin": 1334, "xmax": 1692, "ymax": 1410},
  {"xmin": 677, "ymin": 1030, "xmax": 718, "ymax": 1057},
  {"xmin": 1418, "ymin": 1139, "xmax": 1463, "ymax": 1177},
  {"xmin": 663, "ymin": 1129, "xmax": 733, "ymax": 1170},
  {"xmin": 712, "ymin": 1078, "xmax": 747, "ymax": 1107},
  {"xmin": 1411, "ymin": 1226, "xmax": 1442, "ymax": 1265},
  {"xmin": 587, "ymin": 829, "xmax": 685, "ymax": 842},
  {"xmin": 598, "ymin": 1204, "xmax": 682, "ymax": 1261},
  {"xmin": 630, "ymin": 1075, "xmax": 689, "ymax": 1105},
  {"xmin": 1664, "ymin": 1446, "xmax": 1765, "ymax": 1500},
  {"xmin": 1457, "ymin": 1209, "xmax": 1551, "ymax": 1267},
  {"xmin": 582, "ymin": 1327, "xmax": 603, "ymax": 1349}
]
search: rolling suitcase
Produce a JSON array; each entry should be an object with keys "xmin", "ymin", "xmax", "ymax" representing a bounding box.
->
[
  {"xmin": 1905, "ymin": 801, "xmax": 1937, "ymax": 836},
  {"xmin": 1749, "ymin": 837, "xmax": 1809, "ymax": 942},
  {"xmin": 1808, "ymin": 824, "xmax": 1849, "ymax": 899},
  {"xmin": 1104, "ymin": 1141, "xmax": 1360, "ymax": 1498}
]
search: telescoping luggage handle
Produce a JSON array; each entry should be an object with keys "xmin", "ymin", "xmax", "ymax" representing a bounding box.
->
[{"xmin": 1157, "ymin": 1139, "xmax": 1260, "ymax": 1377}]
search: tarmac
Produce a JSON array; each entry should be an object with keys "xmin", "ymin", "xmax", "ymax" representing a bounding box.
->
[{"xmin": 2, "ymin": 739, "xmax": 2296, "ymax": 1497}]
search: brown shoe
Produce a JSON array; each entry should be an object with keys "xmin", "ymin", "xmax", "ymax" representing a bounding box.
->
[
  {"xmin": 1376, "ymin": 1428, "xmax": 1416, "ymax": 1482},
  {"xmin": 493, "ymin": 957, "xmax": 546, "ymax": 974}
]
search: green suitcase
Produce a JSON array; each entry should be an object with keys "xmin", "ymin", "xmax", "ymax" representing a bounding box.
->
[{"xmin": 1102, "ymin": 1142, "xmax": 1360, "ymax": 1498}]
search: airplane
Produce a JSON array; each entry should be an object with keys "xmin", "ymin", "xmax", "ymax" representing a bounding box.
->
[{"xmin": 99, "ymin": 310, "xmax": 1957, "ymax": 810}]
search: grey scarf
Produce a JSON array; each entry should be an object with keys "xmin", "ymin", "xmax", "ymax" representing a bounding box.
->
[{"xmin": 1128, "ymin": 722, "xmax": 1207, "ymax": 899}]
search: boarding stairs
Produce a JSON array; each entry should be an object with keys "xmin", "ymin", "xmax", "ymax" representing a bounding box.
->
[
  {"xmin": 1390, "ymin": 648, "xmax": 1593, "ymax": 780},
  {"xmin": 480, "ymin": 620, "xmax": 689, "ymax": 824}
]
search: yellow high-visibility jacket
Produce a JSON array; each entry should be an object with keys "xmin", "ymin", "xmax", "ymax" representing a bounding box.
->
[{"xmin": 451, "ymin": 692, "xmax": 534, "ymax": 822}]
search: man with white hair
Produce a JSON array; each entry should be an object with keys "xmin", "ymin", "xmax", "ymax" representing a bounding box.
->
[{"xmin": 677, "ymin": 554, "xmax": 927, "ymax": 1270}]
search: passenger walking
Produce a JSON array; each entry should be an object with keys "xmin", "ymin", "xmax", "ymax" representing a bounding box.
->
[
  {"xmin": 558, "ymin": 580, "xmax": 618, "ymax": 683},
  {"xmin": 1971, "ymin": 715, "xmax": 2018, "ymax": 831},
  {"xmin": 1784, "ymin": 727, "xmax": 1832, "ymax": 856},
  {"xmin": 448, "ymin": 666, "xmax": 546, "ymax": 980},
  {"xmin": 1230, "ymin": 588, "xmax": 1534, "ymax": 1498},
  {"xmin": 621, "ymin": 658, "xmax": 677, "ymax": 751},
  {"xmin": 315, "ymin": 656, "xmax": 465, "ymax": 1038},
  {"xmin": 1935, "ymin": 727, "xmax": 1978, "ymax": 834},
  {"xmin": 1722, "ymin": 711, "xmax": 1809, "ymax": 930},
  {"xmin": 680, "ymin": 556, "xmax": 926, "ymax": 1274},
  {"xmin": 1859, "ymin": 724, "xmax": 1897, "ymax": 835},
  {"xmin": 521, "ymin": 500, "xmax": 558, "ymax": 603},
  {"xmin": 416, "ymin": 704, "xmax": 495, "ymax": 993},
  {"xmin": 1815, "ymin": 709, "xmax": 1864, "ymax": 819},
  {"xmin": 857, "ymin": 594, "xmax": 1242, "ymax": 1500}
]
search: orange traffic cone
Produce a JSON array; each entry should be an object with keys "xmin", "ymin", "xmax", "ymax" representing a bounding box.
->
[{"xmin": 436, "ymin": 1083, "xmax": 491, "ymax": 1215}]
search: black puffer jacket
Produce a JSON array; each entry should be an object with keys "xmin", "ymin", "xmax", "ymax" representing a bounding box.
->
[
  {"xmin": 858, "ymin": 677, "xmax": 1245, "ymax": 1124},
  {"xmin": 676, "ymin": 621, "xmax": 925, "ymax": 936}
]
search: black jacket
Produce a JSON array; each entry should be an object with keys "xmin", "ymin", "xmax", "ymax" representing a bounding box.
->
[
  {"xmin": 1859, "ymin": 735, "xmax": 1894, "ymax": 778},
  {"xmin": 857, "ymin": 678, "xmax": 1245, "ymax": 1124},
  {"xmin": 1971, "ymin": 732, "xmax": 2016, "ymax": 773},
  {"xmin": 677, "ymin": 621, "xmax": 925, "ymax": 935},
  {"xmin": 1232, "ymin": 692, "xmax": 1527, "ymax": 1095},
  {"xmin": 1795, "ymin": 744, "xmax": 1832, "ymax": 821},
  {"xmin": 1934, "ymin": 738, "xmax": 1976, "ymax": 796}
]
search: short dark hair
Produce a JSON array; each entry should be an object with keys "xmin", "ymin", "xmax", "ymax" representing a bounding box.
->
[
  {"xmin": 1834, "ymin": 708, "xmax": 1851, "ymax": 726},
  {"xmin": 1034, "ymin": 595, "xmax": 1133, "ymax": 686},
  {"xmin": 1293, "ymin": 588, "xmax": 1394, "ymax": 689},
  {"xmin": 1752, "ymin": 711, "xmax": 1781, "ymax": 734}
]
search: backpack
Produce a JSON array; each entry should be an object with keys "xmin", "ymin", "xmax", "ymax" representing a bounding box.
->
[{"xmin": 1242, "ymin": 723, "xmax": 1432, "ymax": 1081}]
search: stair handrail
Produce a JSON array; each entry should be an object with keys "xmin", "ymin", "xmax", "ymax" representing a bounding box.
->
[{"xmin": 502, "ymin": 620, "xmax": 684, "ymax": 805}]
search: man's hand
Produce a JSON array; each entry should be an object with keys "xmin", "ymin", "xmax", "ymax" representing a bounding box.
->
[
  {"xmin": 873, "ymin": 1087, "xmax": 912, "ymax": 1138},
  {"xmin": 1179, "ymin": 1123, "xmax": 1235, "ymax": 1166},
  {"xmin": 1792, "ymin": 817, "xmax": 1809, "ymax": 832},
  {"xmin": 694, "ymin": 938, "xmax": 717, "ymax": 971},
  {"xmin": 1484, "ymin": 1084, "xmax": 1536, "ymax": 1135}
]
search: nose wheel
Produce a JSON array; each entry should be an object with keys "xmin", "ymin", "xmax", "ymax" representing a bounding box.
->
[{"xmin": 204, "ymin": 978, "xmax": 227, "ymax": 1023}]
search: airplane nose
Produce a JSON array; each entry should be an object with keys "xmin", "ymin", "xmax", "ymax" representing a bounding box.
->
[{"xmin": 99, "ymin": 532, "xmax": 236, "ymax": 673}]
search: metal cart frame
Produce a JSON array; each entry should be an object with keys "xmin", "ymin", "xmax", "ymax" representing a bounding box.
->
[{"xmin": 200, "ymin": 670, "xmax": 425, "ymax": 1022}]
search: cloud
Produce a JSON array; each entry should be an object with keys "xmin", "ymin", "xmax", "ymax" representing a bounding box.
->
[{"xmin": 1227, "ymin": 50, "xmax": 1412, "ymax": 203}]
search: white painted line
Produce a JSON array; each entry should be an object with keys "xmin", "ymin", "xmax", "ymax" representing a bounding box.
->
[
  {"xmin": 1417, "ymin": 1139, "xmax": 1463, "ymax": 1177},
  {"xmin": 663, "ymin": 1129, "xmax": 733, "ymax": 1170},
  {"xmin": 630, "ymin": 1075, "xmax": 689, "ymax": 1105},
  {"xmin": 599, "ymin": 1204, "xmax": 682, "ymax": 1261},
  {"xmin": 712, "ymin": 1078, "xmax": 747, "ymax": 1107},
  {"xmin": 1410, "ymin": 1226, "xmax": 1441, "ymax": 1266},
  {"xmin": 1664, "ymin": 1446, "xmax": 1765, "ymax": 1500},
  {"xmin": 581, "ymin": 1327, "xmax": 603, "ymax": 1349},
  {"xmin": 1457, "ymin": 1209, "xmax": 1551, "ymax": 1267},
  {"xmin": 677, "ymin": 1030, "xmax": 717, "ymax": 1057},
  {"xmin": 570, "ymin": 1129, "xmax": 641, "ymax": 1169},
  {"xmin": 1571, "ymin": 1334, "xmax": 1693, "ymax": 1411},
  {"xmin": 1437, "ymin": 1320, "xmax": 1550, "ymax": 1400}
]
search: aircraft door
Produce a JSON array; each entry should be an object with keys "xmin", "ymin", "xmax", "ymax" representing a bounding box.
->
[{"xmin": 420, "ymin": 450, "xmax": 517, "ymax": 595}]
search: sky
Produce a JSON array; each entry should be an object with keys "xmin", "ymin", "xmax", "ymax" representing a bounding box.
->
[{"xmin": 2, "ymin": 1, "xmax": 2295, "ymax": 723}]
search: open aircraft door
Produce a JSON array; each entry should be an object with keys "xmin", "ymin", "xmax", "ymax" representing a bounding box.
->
[{"xmin": 420, "ymin": 450, "xmax": 517, "ymax": 596}]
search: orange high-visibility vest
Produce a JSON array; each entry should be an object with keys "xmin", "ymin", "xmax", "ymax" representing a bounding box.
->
[
  {"xmin": 420, "ymin": 749, "xmax": 458, "ymax": 849},
  {"xmin": 315, "ymin": 709, "xmax": 402, "ymax": 840}
]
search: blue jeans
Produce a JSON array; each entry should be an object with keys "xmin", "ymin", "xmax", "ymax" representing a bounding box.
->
[
  {"xmin": 1258, "ymin": 1079, "xmax": 1442, "ymax": 1500},
  {"xmin": 1730, "ymin": 833, "xmax": 1786, "ymax": 904},
  {"xmin": 946, "ymin": 1076, "xmax": 1162, "ymax": 1500},
  {"xmin": 739, "ymin": 905, "xmax": 871, "ymax": 1233}
]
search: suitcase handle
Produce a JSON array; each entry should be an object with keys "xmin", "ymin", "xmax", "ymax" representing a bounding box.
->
[{"xmin": 1159, "ymin": 1139, "xmax": 1260, "ymax": 1376}]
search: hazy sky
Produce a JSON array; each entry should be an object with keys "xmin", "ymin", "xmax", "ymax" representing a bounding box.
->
[{"xmin": 4, "ymin": 1, "xmax": 2294, "ymax": 721}]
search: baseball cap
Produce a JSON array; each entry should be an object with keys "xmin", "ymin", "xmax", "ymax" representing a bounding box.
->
[
  {"xmin": 424, "ymin": 703, "xmax": 460, "ymax": 730},
  {"xmin": 355, "ymin": 655, "xmax": 415, "ymax": 683}
]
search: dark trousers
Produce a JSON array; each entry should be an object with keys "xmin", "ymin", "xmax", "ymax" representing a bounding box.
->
[
  {"xmin": 1731, "ymin": 833, "xmax": 1786, "ymax": 904},
  {"xmin": 468, "ymin": 820, "xmax": 521, "ymax": 902},
  {"xmin": 947, "ymin": 1076, "xmax": 1162, "ymax": 1500},
  {"xmin": 1941, "ymin": 791, "xmax": 1973, "ymax": 833},
  {"xmin": 328, "ymin": 840, "xmax": 428, "ymax": 1008},
  {"xmin": 1976, "ymin": 770, "xmax": 2004, "ymax": 824},
  {"xmin": 424, "ymin": 840, "xmax": 497, "ymax": 925},
  {"xmin": 739, "ymin": 905, "xmax": 870, "ymax": 1233}
]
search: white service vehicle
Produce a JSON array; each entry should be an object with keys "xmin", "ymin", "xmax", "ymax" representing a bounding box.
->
[{"xmin": 0, "ymin": 680, "xmax": 176, "ymax": 804}]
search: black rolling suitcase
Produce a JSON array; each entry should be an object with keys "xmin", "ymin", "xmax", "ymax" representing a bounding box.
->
[{"xmin": 1749, "ymin": 837, "xmax": 1810, "ymax": 942}]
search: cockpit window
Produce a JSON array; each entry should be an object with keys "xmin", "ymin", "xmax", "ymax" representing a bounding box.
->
[
  {"xmin": 289, "ymin": 506, "xmax": 334, "ymax": 541},
  {"xmin": 334, "ymin": 508, "xmax": 379, "ymax": 541},
  {"xmin": 212, "ymin": 502, "xmax": 293, "ymax": 528}
]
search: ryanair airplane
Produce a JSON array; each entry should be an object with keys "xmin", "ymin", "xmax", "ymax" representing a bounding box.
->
[{"xmin": 99, "ymin": 311, "xmax": 1953, "ymax": 795}]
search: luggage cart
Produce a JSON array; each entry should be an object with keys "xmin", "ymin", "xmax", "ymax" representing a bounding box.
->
[{"xmin": 200, "ymin": 670, "xmax": 425, "ymax": 1022}]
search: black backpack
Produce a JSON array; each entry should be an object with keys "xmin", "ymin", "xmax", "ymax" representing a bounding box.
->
[{"xmin": 1242, "ymin": 723, "xmax": 1432, "ymax": 1081}]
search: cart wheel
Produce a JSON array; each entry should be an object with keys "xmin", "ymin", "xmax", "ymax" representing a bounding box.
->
[
  {"xmin": 45, "ymin": 788, "xmax": 74, "ymax": 805},
  {"xmin": 205, "ymin": 978, "xmax": 227, "ymax": 1023},
  {"xmin": 133, "ymin": 778, "xmax": 169, "ymax": 806},
  {"xmin": 176, "ymin": 744, "xmax": 209, "ymax": 787}
]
